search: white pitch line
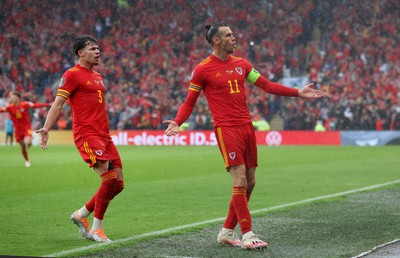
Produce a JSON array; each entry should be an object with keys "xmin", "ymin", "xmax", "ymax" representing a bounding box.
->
[
  {"xmin": 45, "ymin": 179, "xmax": 400, "ymax": 257},
  {"xmin": 351, "ymin": 239, "xmax": 400, "ymax": 258}
]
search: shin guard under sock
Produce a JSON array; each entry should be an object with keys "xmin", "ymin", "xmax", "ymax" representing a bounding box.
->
[{"xmin": 93, "ymin": 170, "xmax": 117, "ymax": 220}]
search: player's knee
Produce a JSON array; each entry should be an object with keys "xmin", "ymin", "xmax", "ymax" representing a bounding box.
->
[{"xmin": 234, "ymin": 177, "xmax": 247, "ymax": 187}]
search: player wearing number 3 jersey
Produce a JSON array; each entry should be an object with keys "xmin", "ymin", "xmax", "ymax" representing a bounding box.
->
[
  {"xmin": 57, "ymin": 65, "xmax": 110, "ymax": 144},
  {"xmin": 36, "ymin": 35, "xmax": 124, "ymax": 243},
  {"xmin": 163, "ymin": 23, "xmax": 327, "ymax": 250}
]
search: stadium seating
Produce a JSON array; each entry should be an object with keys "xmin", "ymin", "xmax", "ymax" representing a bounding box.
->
[{"xmin": 0, "ymin": 0, "xmax": 399, "ymax": 130}]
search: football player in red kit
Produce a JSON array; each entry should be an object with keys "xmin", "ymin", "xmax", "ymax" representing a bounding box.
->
[
  {"xmin": 36, "ymin": 35, "xmax": 124, "ymax": 243},
  {"xmin": 164, "ymin": 23, "xmax": 327, "ymax": 250},
  {"xmin": 0, "ymin": 92, "xmax": 50, "ymax": 167}
]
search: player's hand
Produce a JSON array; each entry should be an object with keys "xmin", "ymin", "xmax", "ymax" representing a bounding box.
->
[
  {"xmin": 36, "ymin": 128, "xmax": 49, "ymax": 150},
  {"xmin": 298, "ymin": 83, "xmax": 328, "ymax": 99},
  {"xmin": 162, "ymin": 120, "xmax": 179, "ymax": 136}
]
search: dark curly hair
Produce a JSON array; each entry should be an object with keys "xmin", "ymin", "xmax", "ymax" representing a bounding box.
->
[{"xmin": 73, "ymin": 35, "xmax": 98, "ymax": 57}]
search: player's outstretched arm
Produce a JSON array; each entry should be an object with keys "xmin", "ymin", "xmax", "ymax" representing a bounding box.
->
[{"xmin": 30, "ymin": 103, "xmax": 52, "ymax": 109}]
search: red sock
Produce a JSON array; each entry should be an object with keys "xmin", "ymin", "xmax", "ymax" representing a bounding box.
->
[
  {"xmin": 230, "ymin": 186, "xmax": 252, "ymax": 234},
  {"xmin": 93, "ymin": 170, "xmax": 117, "ymax": 220},
  {"xmin": 85, "ymin": 180, "xmax": 124, "ymax": 212},
  {"xmin": 223, "ymin": 190, "xmax": 252, "ymax": 229},
  {"xmin": 85, "ymin": 195, "xmax": 96, "ymax": 213},
  {"xmin": 111, "ymin": 180, "xmax": 124, "ymax": 199}
]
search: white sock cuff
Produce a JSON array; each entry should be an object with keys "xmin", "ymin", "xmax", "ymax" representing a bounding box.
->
[{"xmin": 77, "ymin": 205, "xmax": 91, "ymax": 218}]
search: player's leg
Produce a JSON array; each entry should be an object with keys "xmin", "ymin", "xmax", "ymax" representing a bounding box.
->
[
  {"xmin": 223, "ymin": 169, "xmax": 255, "ymax": 233},
  {"xmin": 21, "ymin": 135, "xmax": 32, "ymax": 167},
  {"xmin": 228, "ymin": 165, "xmax": 252, "ymax": 234},
  {"xmin": 240, "ymin": 167, "xmax": 268, "ymax": 250},
  {"xmin": 5, "ymin": 133, "xmax": 10, "ymax": 145},
  {"xmin": 89, "ymin": 140, "xmax": 123, "ymax": 242},
  {"xmin": 240, "ymin": 124, "xmax": 268, "ymax": 250},
  {"xmin": 77, "ymin": 161, "xmax": 123, "ymax": 241},
  {"xmin": 214, "ymin": 126, "xmax": 245, "ymax": 247},
  {"xmin": 217, "ymin": 164, "xmax": 248, "ymax": 247},
  {"xmin": 109, "ymin": 143, "xmax": 124, "ymax": 199},
  {"xmin": 220, "ymin": 123, "xmax": 267, "ymax": 250},
  {"xmin": 19, "ymin": 141, "xmax": 30, "ymax": 167},
  {"xmin": 227, "ymin": 166, "xmax": 268, "ymax": 250},
  {"xmin": 70, "ymin": 139, "xmax": 115, "ymax": 241},
  {"xmin": 112, "ymin": 167, "xmax": 124, "ymax": 199},
  {"xmin": 88, "ymin": 159, "xmax": 117, "ymax": 243},
  {"xmin": 24, "ymin": 135, "xmax": 33, "ymax": 148}
]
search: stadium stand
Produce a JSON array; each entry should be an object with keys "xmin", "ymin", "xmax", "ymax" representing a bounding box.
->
[{"xmin": 0, "ymin": 0, "xmax": 399, "ymax": 131}]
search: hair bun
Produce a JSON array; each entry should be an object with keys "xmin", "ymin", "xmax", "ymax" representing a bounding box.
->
[{"xmin": 204, "ymin": 24, "xmax": 211, "ymax": 30}]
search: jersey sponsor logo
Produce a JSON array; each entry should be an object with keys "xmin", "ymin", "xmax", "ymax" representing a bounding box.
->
[
  {"xmin": 58, "ymin": 78, "xmax": 66, "ymax": 88},
  {"xmin": 235, "ymin": 67, "xmax": 243, "ymax": 75},
  {"xmin": 229, "ymin": 152, "xmax": 236, "ymax": 160},
  {"xmin": 216, "ymin": 72, "xmax": 222, "ymax": 77},
  {"xmin": 226, "ymin": 70, "xmax": 233, "ymax": 74},
  {"xmin": 86, "ymin": 81, "xmax": 92, "ymax": 86},
  {"xmin": 95, "ymin": 150, "xmax": 103, "ymax": 156},
  {"xmin": 94, "ymin": 80, "xmax": 100, "ymax": 85}
]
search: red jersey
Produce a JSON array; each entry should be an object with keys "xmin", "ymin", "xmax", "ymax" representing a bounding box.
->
[
  {"xmin": 57, "ymin": 64, "xmax": 110, "ymax": 144},
  {"xmin": 189, "ymin": 54, "xmax": 253, "ymax": 127},
  {"xmin": 174, "ymin": 54, "xmax": 298, "ymax": 127},
  {"xmin": 1, "ymin": 101, "xmax": 32, "ymax": 136}
]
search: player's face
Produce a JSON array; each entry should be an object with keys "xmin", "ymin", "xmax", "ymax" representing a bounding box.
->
[
  {"xmin": 79, "ymin": 43, "xmax": 101, "ymax": 66},
  {"xmin": 218, "ymin": 26, "xmax": 236, "ymax": 54},
  {"xmin": 10, "ymin": 94, "xmax": 20, "ymax": 104}
]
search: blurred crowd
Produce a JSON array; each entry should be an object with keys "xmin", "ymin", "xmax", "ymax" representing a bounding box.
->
[{"xmin": 1, "ymin": 0, "xmax": 399, "ymax": 131}]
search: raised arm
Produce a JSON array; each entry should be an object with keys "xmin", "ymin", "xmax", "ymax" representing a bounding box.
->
[
  {"xmin": 248, "ymin": 68, "xmax": 327, "ymax": 99},
  {"xmin": 30, "ymin": 102, "xmax": 52, "ymax": 109}
]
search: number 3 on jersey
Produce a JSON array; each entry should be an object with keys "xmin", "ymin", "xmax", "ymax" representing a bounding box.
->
[
  {"xmin": 97, "ymin": 90, "xmax": 103, "ymax": 103},
  {"xmin": 228, "ymin": 79, "xmax": 240, "ymax": 94}
]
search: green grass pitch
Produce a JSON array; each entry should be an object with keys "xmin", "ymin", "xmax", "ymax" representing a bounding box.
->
[{"xmin": 0, "ymin": 145, "xmax": 399, "ymax": 257}]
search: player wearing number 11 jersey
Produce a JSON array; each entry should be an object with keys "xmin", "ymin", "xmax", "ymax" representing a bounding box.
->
[
  {"xmin": 163, "ymin": 23, "xmax": 327, "ymax": 250},
  {"xmin": 37, "ymin": 35, "xmax": 124, "ymax": 243}
]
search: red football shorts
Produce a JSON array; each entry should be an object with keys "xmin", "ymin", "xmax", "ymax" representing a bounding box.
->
[
  {"xmin": 15, "ymin": 127, "xmax": 32, "ymax": 143},
  {"xmin": 76, "ymin": 137, "xmax": 122, "ymax": 169},
  {"xmin": 214, "ymin": 122, "xmax": 258, "ymax": 170}
]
